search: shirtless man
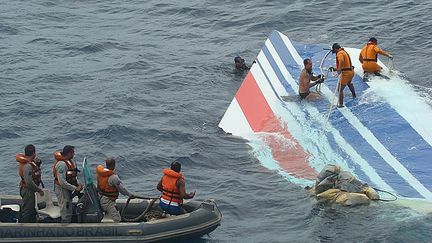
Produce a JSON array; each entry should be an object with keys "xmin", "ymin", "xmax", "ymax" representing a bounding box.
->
[{"xmin": 298, "ymin": 58, "xmax": 324, "ymax": 100}]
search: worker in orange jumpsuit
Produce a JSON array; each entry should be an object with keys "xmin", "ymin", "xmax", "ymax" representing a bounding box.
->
[
  {"xmin": 359, "ymin": 37, "xmax": 393, "ymax": 80},
  {"xmin": 329, "ymin": 43, "xmax": 356, "ymax": 108}
]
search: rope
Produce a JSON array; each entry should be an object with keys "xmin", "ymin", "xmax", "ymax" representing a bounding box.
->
[
  {"xmin": 121, "ymin": 196, "xmax": 159, "ymax": 222},
  {"xmin": 319, "ymin": 50, "xmax": 332, "ymax": 77},
  {"xmin": 130, "ymin": 195, "xmax": 160, "ymax": 200},
  {"xmin": 315, "ymin": 81, "xmax": 321, "ymax": 93},
  {"xmin": 387, "ymin": 57, "xmax": 394, "ymax": 74},
  {"xmin": 324, "ymin": 71, "xmax": 341, "ymax": 130},
  {"xmin": 316, "ymin": 50, "xmax": 332, "ymax": 94},
  {"xmin": 372, "ymin": 187, "xmax": 398, "ymax": 202},
  {"xmin": 316, "ymin": 49, "xmax": 341, "ymax": 131}
]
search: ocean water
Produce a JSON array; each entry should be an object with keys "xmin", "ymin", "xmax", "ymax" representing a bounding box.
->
[{"xmin": 1, "ymin": 0, "xmax": 432, "ymax": 242}]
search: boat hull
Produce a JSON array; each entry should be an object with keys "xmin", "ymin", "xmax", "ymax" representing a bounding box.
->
[{"xmin": 0, "ymin": 195, "xmax": 222, "ymax": 242}]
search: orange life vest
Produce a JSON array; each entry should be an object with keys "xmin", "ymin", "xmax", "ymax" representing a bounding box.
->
[
  {"xmin": 336, "ymin": 48, "xmax": 354, "ymax": 72},
  {"xmin": 53, "ymin": 151, "xmax": 78, "ymax": 186},
  {"xmin": 96, "ymin": 165, "xmax": 119, "ymax": 201},
  {"xmin": 161, "ymin": 169, "xmax": 184, "ymax": 204},
  {"xmin": 16, "ymin": 153, "xmax": 41, "ymax": 188},
  {"xmin": 360, "ymin": 42, "xmax": 378, "ymax": 62}
]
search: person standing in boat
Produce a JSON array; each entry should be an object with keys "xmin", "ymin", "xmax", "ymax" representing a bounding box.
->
[
  {"xmin": 16, "ymin": 144, "xmax": 44, "ymax": 223},
  {"xmin": 298, "ymin": 58, "xmax": 324, "ymax": 100},
  {"xmin": 157, "ymin": 161, "xmax": 195, "ymax": 215},
  {"xmin": 53, "ymin": 145, "xmax": 83, "ymax": 223},
  {"xmin": 359, "ymin": 37, "xmax": 393, "ymax": 81},
  {"xmin": 96, "ymin": 158, "xmax": 136, "ymax": 222},
  {"xmin": 329, "ymin": 43, "xmax": 356, "ymax": 108}
]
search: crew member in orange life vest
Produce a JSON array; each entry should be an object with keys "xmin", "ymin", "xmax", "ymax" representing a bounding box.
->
[
  {"xmin": 53, "ymin": 145, "xmax": 83, "ymax": 223},
  {"xmin": 329, "ymin": 43, "xmax": 356, "ymax": 108},
  {"xmin": 96, "ymin": 158, "xmax": 135, "ymax": 222},
  {"xmin": 359, "ymin": 37, "xmax": 393, "ymax": 80},
  {"xmin": 157, "ymin": 161, "xmax": 195, "ymax": 215},
  {"xmin": 16, "ymin": 144, "xmax": 44, "ymax": 223}
]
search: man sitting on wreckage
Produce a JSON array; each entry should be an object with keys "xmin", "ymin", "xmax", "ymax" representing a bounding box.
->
[{"xmin": 305, "ymin": 164, "xmax": 379, "ymax": 206}]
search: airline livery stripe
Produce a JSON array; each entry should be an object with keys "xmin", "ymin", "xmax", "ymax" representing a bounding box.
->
[
  {"xmin": 218, "ymin": 98, "xmax": 254, "ymax": 137},
  {"xmin": 235, "ymin": 68, "xmax": 316, "ymax": 179},
  {"xmin": 235, "ymin": 71, "xmax": 276, "ymax": 132},
  {"xmin": 259, "ymin": 37, "xmax": 395, "ymax": 193},
  {"xmin": 266, "ymin": 31, "xmax": 421, "ymax": 197},
  {"xmin": 275, "ymin": 31, "xmax": 432, "ymax": 199}
]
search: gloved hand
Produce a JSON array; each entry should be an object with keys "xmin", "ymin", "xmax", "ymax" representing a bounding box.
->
[
  {"xmin": 329, "ymin": 67, "xmax": 336, "ymax": 72},
  {"xmin": 316, "ymin": 74, "xmax": 323, "ymax": 79},
  {"xmin": 316, "ymin": 79, "xmax": 324, "ymax": 84},
  {"xmin": 388, "ymin": 54, "xmax": 394, "ymax": 59},
  {"xmin": 74, "ymin": 184, "xmax": 83, "ymax": 193}
]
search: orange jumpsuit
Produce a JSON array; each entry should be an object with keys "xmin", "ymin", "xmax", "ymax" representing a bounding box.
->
[
  {"xmin": 359, "ymin": 42, "xmax": 390, "ymax": 73},
  {"xmin": 336, "ymin": 48, "xmax": 354, "ymax": 85}
]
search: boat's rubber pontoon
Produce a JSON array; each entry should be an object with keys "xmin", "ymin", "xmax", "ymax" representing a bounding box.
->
[{"xmin": 0, "ymin": 195, "xmax": 222, "ymax": 242}]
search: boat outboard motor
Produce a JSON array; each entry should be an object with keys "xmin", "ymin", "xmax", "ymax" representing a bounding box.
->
[
  {"xmin": 76, "ymin": 183, "xmax": 103, "ymax": 223},
  {"xmin": 75, "ymin": 157, "xmax": 103, "ymax": 223}
]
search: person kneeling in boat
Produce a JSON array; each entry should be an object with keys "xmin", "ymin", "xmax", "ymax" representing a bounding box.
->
[
  {"xmin": 16, "ymin": 144, "xmax": 44, "ymax": 223},
  {"xmin": 306, "ymin": 164, "xmax": 379, "ymax": 206},
  {"xmin": 299, "ymin": 58, "xmax": 324, "ymax": 100},
  {"xmin": 359, "ymin": 37, "xmax": 393, "ymax": 81},
  {"xmin": 96, "ymin": 158, "xmax": 136, "ymax": 222},
  {"xmin": 157, "ymin": 161, "xmax": 195, "ymax": 215}
]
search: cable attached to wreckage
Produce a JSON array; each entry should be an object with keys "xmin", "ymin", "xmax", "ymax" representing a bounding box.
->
[
  {"xmin": 371, "ymin": 187, "xmax": 398, "ymax": 202},
  {"xmin": 318, "ymin": 48, "xmax": 344, "ymax": 130},
  {"xmin": 323, "ymin": 70, "xmax": 341, "ymax": 130},
  {"xmin": 316, "ymin": 49, "xmax": 332, "ymax": 93}
]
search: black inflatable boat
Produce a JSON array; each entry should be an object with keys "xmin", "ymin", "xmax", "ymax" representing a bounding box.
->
[
  {"xmin": 0, "ymin": 158, "xmax": 221, "ymax": 242},
  {"xmin": 0, "ymin": 195, "xmax": 221, "ymax": 242}
]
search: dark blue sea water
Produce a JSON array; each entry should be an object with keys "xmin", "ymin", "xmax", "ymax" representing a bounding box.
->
[{"xmin": 1, "ymin": 0, "xmax": 432, "ymax": 242}]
